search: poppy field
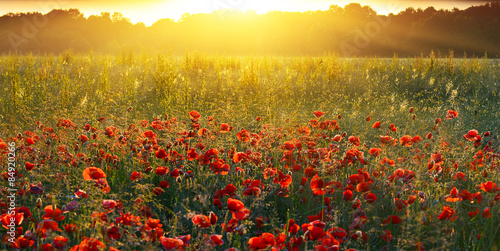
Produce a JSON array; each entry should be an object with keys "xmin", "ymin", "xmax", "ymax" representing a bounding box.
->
[{"xmin": 0, "ymin": 52, "xmax": 500, "ymax": 250}]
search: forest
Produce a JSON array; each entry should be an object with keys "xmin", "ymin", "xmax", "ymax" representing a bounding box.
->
[{"xmin": 0, "ymin": 2, "xmax": 499, "ymax": 57}]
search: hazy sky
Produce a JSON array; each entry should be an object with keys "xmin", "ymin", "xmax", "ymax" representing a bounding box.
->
[{"xmin": 0, "ymin": 0, "xmax": 493, "ymax": 25}]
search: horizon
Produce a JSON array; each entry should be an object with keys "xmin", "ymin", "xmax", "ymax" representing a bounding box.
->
[{"xmin": 0, "ymin": 0, "xmax": 495, "ymax": 26}]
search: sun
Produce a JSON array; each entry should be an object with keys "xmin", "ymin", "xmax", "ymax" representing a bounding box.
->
[{"xmin": 211, "ymin": 0, "xmax": 315, "ymax": 14}]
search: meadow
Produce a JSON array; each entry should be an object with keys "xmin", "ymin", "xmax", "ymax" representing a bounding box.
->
[{"xmin": 0, "ymin": 51, "xmax": 499, "ymax": 250}]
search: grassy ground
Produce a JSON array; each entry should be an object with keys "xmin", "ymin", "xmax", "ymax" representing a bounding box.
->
[{"xmin": 0, "ymin": 52, "xmax": 499, "ymax": 250}]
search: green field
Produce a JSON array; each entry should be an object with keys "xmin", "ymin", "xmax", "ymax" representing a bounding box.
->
[{"xmin": 0, "ymin": 52, "xmax": 499, "ymax": 250}]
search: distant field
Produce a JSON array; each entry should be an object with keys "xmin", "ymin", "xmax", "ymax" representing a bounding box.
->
[{"xmin": 0, "ymin": 52, "xmax": 499, "ymax": 250}]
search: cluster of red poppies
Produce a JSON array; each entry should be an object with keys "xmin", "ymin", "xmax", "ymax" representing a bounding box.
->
[{"xmin": 0, "ymin": 108, "xmax": 499, "ymax": 250}]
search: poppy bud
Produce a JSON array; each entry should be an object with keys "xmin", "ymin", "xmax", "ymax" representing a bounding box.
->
[{"xmin": 36, "ymin": 198, "xmax": 43, "ymax": 208}]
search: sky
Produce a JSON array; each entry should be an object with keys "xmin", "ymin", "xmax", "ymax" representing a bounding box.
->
[{"xmin": 0, "ymin": 0, "xmax": 493, "ymax": 26}]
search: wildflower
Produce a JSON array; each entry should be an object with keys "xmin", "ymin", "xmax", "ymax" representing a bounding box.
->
[
  {"xmin": 445, "ymin": 110, "xmax": 458, "ymax": 119},
  {"xmin": 313, "ymin": 111, "xmax": 325, "ymax": 118},
  {"xmin": 82, "ymin": 167, "xmax": 106, "ymax": 181},
  {"xmin": 437, "ymin": 206, "xmax": 457, "ymax": 221}
]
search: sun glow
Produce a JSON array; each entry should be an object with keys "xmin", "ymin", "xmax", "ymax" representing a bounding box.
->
[{"xmin": 0, "ymin": 0, "xmax": 493, "ymax": 26}]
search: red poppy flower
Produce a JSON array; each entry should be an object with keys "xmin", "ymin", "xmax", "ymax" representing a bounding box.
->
[
  {"xmin": 102, "ymin": 200, "xmax": 117, "ymax": 212},
  {"xmin": 372, "ymin": 121, "xmax": 381, "ymax": 129},
  {"xmin": 482, "ymin": 207, "xmax": 491, "ymax": 218},
  {"xmin": 227, "ymin": 198, "xmax": 244, "ymax": 212},
  {"xmin": 36, "ymin": 219, "xmax": 60, "ymax": 238},
  {"xmin": 463, "ymin": 130, "xmax": 481, "ymax": 142},
  {"xmin": 207, "ymin": 234, "xmax": 224, "ymax": 246},
  {"xmin": 236, "ymin": 129, "xmax": 250, "ymax": 142},
  {"xmin": 25, "ymin": 162, "xmax": 35, "ymax": 171},
  {"xmin": 153, "ymin": 187, "xmax": 164, "ymax": 195},
  {"xmin": 399, "ymin": 135, "xmax": 413, "ymax": 147},
  {"xmin": 69, "ymin": 237, "xmax": 106, "ymax": 251},
  {"xmin": 233, "ymin": 152, "xmax": 248, "ymax": 163},
  {"xmin": 1, "ymin": 213, "xmax": 23, "ymax": 229},
  {"xmin": 382, "ymin": 230, "xmax": 393, "ymax": 242},
  {"xmin": 92, "ymin": 178, "xmax": 110, "ymax": 193},
  {"xmin": 243, "ymin": 186, "xmax": 261, "ymax": 196},
  {"xmin": 192, "ymin": 214, "xmax": 211, "ymax": 228},
  {"xmin": 189, "ymin": 110, "xmax": 201, "ymax": 121},
  {"xmin": 116, "ymin": 212, "xmax": 141, "ymax": 226},
  {"xmin": 16, "ymin": 236, "xmax": 34, "ymax": 248},
  {"xmin": 302, "ymin": 221, "xmax": 326, "ymax": 240},
  {"xmin": 79, "ymin": 134, "xmax": 89, "ymax": 143},
  {"xmin": 384, "ymin": 215, "xmax": 402, "ymax": 224},
  {"xmin": 29, "ymin": 182, "xmax": 44, "ymax": 194},
  {"xmin": 53, "ymin": 236, "xmax": 68, "ymax": 249},
  {"xmin": 287, "ymin": 219, "xmax": 300, "ymax": 235},
  {"xmin": 161, "ymin": 237, "xmax": 184, "ymax": 250},
  {"xmin": 408, "ymin": 195, "xmax": 417, "ymax": 205},
  {"xmin": 438, "ymin": 206, "xmax": 457, "ymax": 221},
  {"xmin": 187, "ymin": 148, "xmax": 198, "ymax": 161},
  {"xmin": 311, "ymin": 175, "xmax": 326, "ymax": 195},
  {"xmin": 169, "ymin": 168, "xmax": 180, "ymax": 178},
  {"xmin": 332, "ymin": 134, "xmax": 342, "ymax": 142},
  {"xmin": 445, "ymin": 109, "xmax": 458, "ymax": 119},
  {"xmin": 368, "ymin": 148, "xmax": 381, "ymax": 157},
  {"xmin": 248, "ymin": 236, "xmax": 268, "ymax": 250},
  {"xmin": 379, "ymin": 157, "xmax": 395, "ymax": 167},
  {"xmin": 159, "ymin": 181, "xmax": 170, "ymax": 188},
  {"xmin": 130, "ymin": 171, "xmax": 144, "ymax": 181},
  {"xmin": 389, "ymin": 123, "xmax": 397, "ymax": 132},
  {"xmin": 64, "ymin": 224, "xmax": 78, "ymax": 234},
  {"xmin": 479, "ymin": 181, "xmax": 499, "ymax": 192},
  {"xmin": 277, "ymin": 170, "xmax": 292, "ymax": 188},
  {"xmin": 388, "ymin": 168, "xmax": 415, "ymax": 183},
  {"xmin": 348, "ymin": 136, "xmax": 360, "ymax": 146},
  {"xmin": 365, "ymin": 193, "xmax": 377, "ymax": 203},
  {"xmin": 366, "ymin": 115, "xmax": 371, "ymax": 121},
  {"xmin": 444, "ymin": 187, "xmax": 462, "ymax": 202},
  {"xmin": 426, "ymin": 132, "xmax": 433, "ymax": 139},
  {"xmin": 197, "ymin": 128, "xmax": 210, "ymax": 137},
  {"xmin": 153, "ymin": 165, "xmax": 168, "ymax": 175},
  {"xmin": 459, "ymin": 190, "xmax": 474, "ymax": 201},
  {"xmin": 232, "ymin": 207, "xmax": 250, "ymax": 220},
  {"xmin": 220, "ymin": 123, "xmax": 231, "ymax": 133},
  {"xmin": 473, "ymin": 192, "xmax": 482, "ymax": 203},
  {"xmin": 453, "ymin": 172, "xmax": 466, "ymax": 181},
  {"xmin": 469, "ymin": 208, "xmax": 479, "ymax": 218},
  {"xmin": 155, "ymin": 149, "xmax": 168, "ymax": 159},
  {"xmin": 41, "ymin": 243, "xmax": 54, "ymax": 251},
  {"xmin": 82, "ymin": 167, "xmax": 106, "ymax": 181},
  {"xmin": 379, "ymin": 135, "xmax": 397, "ymax": 146},
  {"xmin": 313, "ymin": 111, "xmax": 325, "ymax": 118},
  {"xmin": 343, "ymin": 190, "xmax": 353, "ymax": 201},
  {"xmin": 106, "ymin": 226, "xmax": 122, "ymax": 240},
  {"xmin": 42, "ymin": 205, "xmax": 65, "ymax": 221}
]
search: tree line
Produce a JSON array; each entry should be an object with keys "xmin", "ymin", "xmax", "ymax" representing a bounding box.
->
[{"xmin": 0, "ymin": 2, "xmax": 499, "ymax": 57}]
